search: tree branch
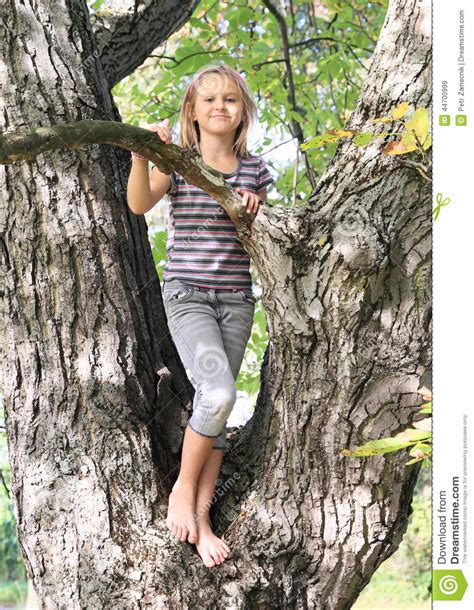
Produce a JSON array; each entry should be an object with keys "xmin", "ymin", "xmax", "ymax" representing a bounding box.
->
[
  {"xmin": 262, "ymin": 0, "xmax": 318, "ymax": 189},
  {"xmin": 91, "ymin": 0, "xmax": 200, "ymax": 88},
  {"xmin": 0, "ymin": 468, "xmax": 10, "ymax": 498},
  {"xmin": 150, "ymin": 46, "xmax": 223, "ymax": 68},
  {"xmin": 0, "ymin": 121, "xmax": 257, "ymax": 232}
]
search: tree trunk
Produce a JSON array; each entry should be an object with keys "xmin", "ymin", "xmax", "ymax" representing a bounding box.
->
[{"xmin": 0, "ymin": 0, "xmax": 431, "ymax": 608}]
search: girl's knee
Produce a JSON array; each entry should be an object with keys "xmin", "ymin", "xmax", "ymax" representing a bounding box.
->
[
  {"xmin": 209, "ymin": 385, "xmax": 236, "ymax": 418},
  {"xmin": 191, "ymin": 384, "xmax": 236, "ymax": 437}
]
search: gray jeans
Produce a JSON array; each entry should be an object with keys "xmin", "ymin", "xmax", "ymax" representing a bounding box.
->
[{"xmin": 162, "ymin": 279, "xmax": 256, "ymax": 450}]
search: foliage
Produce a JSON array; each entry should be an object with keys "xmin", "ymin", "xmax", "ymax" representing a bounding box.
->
[
  {"xmin": 110, "ymin": 0, "xmax": 389, "ymax": 203},
  {"xmin": 341, "ymin": 387, "xmax": 432, "ymax": 466},
  {"xmin": 301, "ymin": 102, "xmax": 432, "ymax": 180}
]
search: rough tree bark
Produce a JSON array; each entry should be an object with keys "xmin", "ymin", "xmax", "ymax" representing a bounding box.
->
[
  {"xmin": 90, "ymin": 0, "xmax": 200, "ymax": 88},
  {"xmin": 0, "ymin": 0, "xmax": 431, "ymax": 608}
]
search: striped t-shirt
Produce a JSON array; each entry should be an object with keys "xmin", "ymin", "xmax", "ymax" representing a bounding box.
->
[{"xmin": 155, "ymin": 154, "xmax": 274, "ymax": 290}]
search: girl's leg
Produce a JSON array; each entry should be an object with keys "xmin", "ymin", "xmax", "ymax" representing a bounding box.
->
[
  {"xmin": 193, "ymin": 448, "xmax": 231, "ymax": 567},
  {"xmin": 163, "ymin": 285, "xmax": 238, "ymax": 546},
  {"xmin": 193, "ymin": 291, "xmax": 255, "ymax": 565},
  {"xmin": 166, "ymin": 425, "xmax": 215, "ymax": 544}
]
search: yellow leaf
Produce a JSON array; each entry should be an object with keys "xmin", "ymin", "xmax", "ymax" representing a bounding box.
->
[
  {"xmin": 368, "ymin": 117, "xmax": 392, "ymax": 124},
  {"xmin": 404, "ymin": 107, "xmax": 429, "ymax": 145},
  {"xmin": 382, "ymin": 140, "xmax": 417, "ymax": 155},
  {"xmin": 300, "ymin": 133, "xmax": 341, "ymax": 150},
  {"xmin": 402, "ymin": 131, "xmax": 417, "ymax": 147},
  {"xmin": 392, "ymin": 102, "xmax": 410, "ymax": 120},
  {"xmin": 327, "ymin": 128, "xmax": 357, "ymax": 137}
]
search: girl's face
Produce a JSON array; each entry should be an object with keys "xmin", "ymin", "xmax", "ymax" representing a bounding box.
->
[{"xmin": 190, "ymin": 74, "xmax": 243, "ymax": 140}]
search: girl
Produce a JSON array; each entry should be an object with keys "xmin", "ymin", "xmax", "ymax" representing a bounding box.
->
[{"xmin": 126, "ymin": 63, "xmax": 274, "ymax": 568}]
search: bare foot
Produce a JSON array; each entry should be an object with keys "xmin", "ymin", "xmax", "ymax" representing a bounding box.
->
[
  {"xmin": 166, "ymin": 479, "xmax": 198, "ymax": 543},
  {"xmin": 195, "ymin": 518, "xmax": 231, "ymax": 568}
]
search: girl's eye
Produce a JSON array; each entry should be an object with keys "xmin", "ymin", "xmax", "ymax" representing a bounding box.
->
[{"xmin": 204, "ymin": 97, "xmax": 237, "ymax": 102}]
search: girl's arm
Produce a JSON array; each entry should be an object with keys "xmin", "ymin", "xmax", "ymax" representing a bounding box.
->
[
  {"xmin": 127, "ymin": 158, "xmax": 151, "ymax": 215},
  {"xmin": 127, "ymin": 164, "xmax": 171, "ymax": 215},
  {"xmin": 126, "ymin": 120, "xmax": 172, "ymax": 215}
]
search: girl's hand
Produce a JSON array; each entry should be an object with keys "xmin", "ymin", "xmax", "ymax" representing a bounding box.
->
[
  {"xmin": 132, "ymin": 119, "xmax": 172, "ymax": 159},
  {"xmin": 149, "ymin": 118, "xmax": 173, "ymax": 144},
  {"xmin": 235, "ymin": 188, "xmax": 261, "ymax": 215}
]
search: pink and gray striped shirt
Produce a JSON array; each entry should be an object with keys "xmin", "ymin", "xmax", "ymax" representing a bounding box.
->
[{"xmin": 155, "ymin": 154, "xmax": 274, "ymax": 290}]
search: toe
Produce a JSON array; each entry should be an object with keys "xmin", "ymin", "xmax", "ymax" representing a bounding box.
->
[
  {"xmin": 220, "ymin": 544, "xmax": 229, "ymax": 557},
  {"xmin": 187, "ymin": 525, "xmax": 198, "ymax": 544},
  {"xmin": 197, "ymin": 546, "xmax": 216, "ymax": 568},
  {"xmin": 204, "ymin": 553, "xmax": 216, "ymax": 568},
  {"xmin": 211, "ymin": 549, "xmax": 223, "ymax": 565}
]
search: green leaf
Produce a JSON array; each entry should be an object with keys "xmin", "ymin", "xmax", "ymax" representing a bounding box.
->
[
  {"xmin": 405, "ymin": 455, "xmax": 426, "ymax": 466},
  {"xmin": 90, "ymin": 0, "xmax": 106, "ymax": 9},
  {"xmin": 252, "ymin": 41, "xmax": 270, "ymax": 54},
  {"xmin": 342, "ymin": 437, "xmax": 415, "ymax": 457},
  {"xmin": 409, "ymin": 442, "xmax": 432, "ymax": 456},
  {"xmin": 353, "ymin": 132, "xmax": 374, "ymax": 147},
  {"xmin": 420, "ymin": 401, "xmax": 432, "ymax": 414},
  {"xmin": 300, "ymin": 133, "xmax": 342, "ymax": 150}
]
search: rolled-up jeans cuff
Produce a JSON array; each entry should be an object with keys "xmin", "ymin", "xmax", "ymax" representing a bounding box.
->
[
  {"xmin": 188, "ymin": 420, "xmax": 220, "ymax": 439},
  {"xmin": 214, "ymin": 427, "xmax": 227, "ymax": 450}
]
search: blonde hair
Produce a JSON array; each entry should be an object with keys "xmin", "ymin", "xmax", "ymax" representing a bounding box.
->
[{"xmin": 178, "ymin": 63, "xmax": 257, "ymax": 158}]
